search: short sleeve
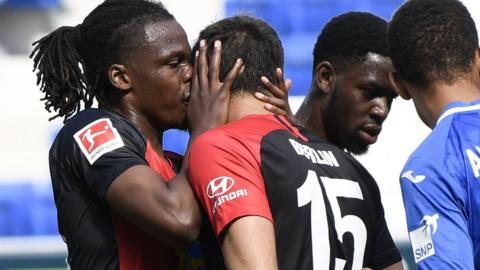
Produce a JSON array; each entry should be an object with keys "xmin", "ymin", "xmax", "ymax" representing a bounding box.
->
[
  {"xmin": 69, "ymin": 116, "xmax": 148, "ymax": 200},
  {"xmin": 400, "ymin": 157, "xmax": 474, "ymax": 269},
  {"xmin": 188, "ymin": 131, "xmax": 272, "ymax": 238}
]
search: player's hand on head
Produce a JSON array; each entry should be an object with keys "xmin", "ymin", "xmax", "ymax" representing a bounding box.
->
[
  {"xmin": 256, "ymin": 68, "xmax": 296, "ymax": 123},
  {"xmin": 187, "ymin": 39, "xmax": 243, "ymax": 135}
]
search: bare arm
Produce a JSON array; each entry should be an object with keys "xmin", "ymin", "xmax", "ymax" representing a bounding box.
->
[
  {"xmin": 221, "ymin": 216, "xmax": 278, "ymax": 270},
  {"xmin": 106, "ymin": 165, "xmax": 199, "ymax": 247},
  {"xmin": 106, "ymin": 40, "xmax": 243, "ymax": 248}
]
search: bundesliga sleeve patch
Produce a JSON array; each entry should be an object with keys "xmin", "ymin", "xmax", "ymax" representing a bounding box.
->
[{"xmin": 74, "ymin": 118, "xmax": 125, "ymax": 164}]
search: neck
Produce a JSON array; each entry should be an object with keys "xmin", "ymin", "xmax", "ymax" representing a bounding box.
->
[
  {"xmin": 417, "ymin": 77, "xmax": 480, "ymax": 128},
  {"xmin": 228, "ymin": 93, "xmax": 272, "ymax": 123},
  {"xmin": 112, "ymin": 105, "xmax": 164, "ymax": 154},
  {"xmin": 295, "ymin": 88, "xmax": 328, "ymax": 140}
]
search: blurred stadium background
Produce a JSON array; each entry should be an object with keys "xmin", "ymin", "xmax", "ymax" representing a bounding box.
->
[{"xmin": 0, "ymin": 0, "xmax": 479, "ymax": 269}]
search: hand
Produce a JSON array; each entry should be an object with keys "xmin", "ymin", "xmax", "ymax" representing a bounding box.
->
[
  {"xmin": 187, "ymin": 39, "xmax": 243, "ymax": 136},
  {"xmin": 255, "ymin": 68, "xmax": 296, "ymax": 123}
]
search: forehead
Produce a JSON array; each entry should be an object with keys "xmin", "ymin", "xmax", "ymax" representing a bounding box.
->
[
  {"xmin": 131, "ymin": 20, "xmax": 190, "ymax": 59},
  {"xmin": 341, "ymin": 53, "xmax": 393, "ymax": 85}
]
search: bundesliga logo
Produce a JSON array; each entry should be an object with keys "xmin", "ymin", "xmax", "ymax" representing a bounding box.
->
[{"xmin": 74, "ymin": 118, "xmax": 124, "ymax": 164}]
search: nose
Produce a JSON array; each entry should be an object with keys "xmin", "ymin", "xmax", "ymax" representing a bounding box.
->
[
  {"xmin": 370, "ymin": 96, "xmax": 389, "ymax": 123},
  {"xmin": 183, "ymin": 63, "xmax": 193, "ymax": 82}
]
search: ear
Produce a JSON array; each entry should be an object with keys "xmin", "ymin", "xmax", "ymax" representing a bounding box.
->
[
  {"xmin": 389, "ymin": 70, "xmax": 411, "ymax": 100},
  {"xmin": 474, "ymin": 48, "xmax": 480, "ymax": 75},
  {"xmin": 108, "ymin": 64, "xmax": 131, "ymax": 91},
  {"xmin": 314, "ymin": 61, "xmax": 335, "ymax": 94}
]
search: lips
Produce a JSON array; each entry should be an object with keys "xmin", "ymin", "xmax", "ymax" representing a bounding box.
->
[{"xmin": 359, "ymin": 125, "xmax": 381, "ymax": 144}]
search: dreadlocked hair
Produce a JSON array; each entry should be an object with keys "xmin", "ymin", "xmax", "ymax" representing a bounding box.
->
[{"xmin": 31, "ymin": 0, "xmax": 174, "ymax": 122}]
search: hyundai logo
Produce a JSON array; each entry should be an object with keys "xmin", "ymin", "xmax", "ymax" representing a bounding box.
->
[{"xmin": 206, "ymin": 176, "xmax": 235, "ymax": 198}]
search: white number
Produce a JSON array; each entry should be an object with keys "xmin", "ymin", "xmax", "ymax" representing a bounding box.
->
[
  {"xmin": 297, "ymin": 170, "xmax": 331, "ymax": 269},
  {"xmin": 297, "ymin": 170, "xmax": 367, "ymax": 270},
  {"xmin": 321, "ymin": 176, "xmax": 367, "ymax": 270}
]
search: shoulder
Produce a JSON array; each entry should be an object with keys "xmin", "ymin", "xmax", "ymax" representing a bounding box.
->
[
  {"xmin": 57, "ymin": 109, "xmax": 142, "ymax": 139},
  {"xmin": 192, "ymin": 115, "xmax": 288, "ymax": 152},
  {"xmin": 51, "ymin": 108, "xmax": 147, "ymax": 161},
  {"xmin": 403, "ymin": 112, "xmax": 477, "ymax": 181}
]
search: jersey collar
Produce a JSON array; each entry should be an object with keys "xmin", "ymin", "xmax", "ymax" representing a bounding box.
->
[{"xmin": 436, "ymin": 99, "xmax": 480, "ymax": 125}]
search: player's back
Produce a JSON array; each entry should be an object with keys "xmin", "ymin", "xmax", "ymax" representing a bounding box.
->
[
  {"xmin": 189, "ymin": 114, "xmax": 400, "ymax": 270},
  {"xmin": 260, "ymin": 128, "xmax": 400, "ymax": 269}
]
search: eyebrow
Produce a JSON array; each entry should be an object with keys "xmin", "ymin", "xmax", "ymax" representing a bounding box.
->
[{"xmin": 365, "ymin": 80, "xmax": 398, "ymax": 98}]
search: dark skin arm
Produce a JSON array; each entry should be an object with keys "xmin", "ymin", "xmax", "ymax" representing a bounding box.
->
[
  {"xmin": 255, "ymin": 68, "xmax": 296, "ymax": 123},
  {"xmin": 106, "ymin": 40, "xmax": 243, "ymax": 247}
]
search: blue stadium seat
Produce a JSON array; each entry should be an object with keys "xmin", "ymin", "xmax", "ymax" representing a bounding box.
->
[
  {"xmin": 163, "ymin": 129, "xmax": 189, "ymax": 156},
  {"xmin": 284, "ymin": 62, "xmax": 313, "ymax": 96},
  {"xmin": 29, "ymin": 182, "xmax": 58, "ymax": 235},
  {"xmin": 0, "ymin": 183, "xmax": 33, "ymax": 236},
  {"xmin": 0, "ymin": 0, "xmax": 60, "ymax": 9},
  {"xmin": 0, "ymin": 182, "xmax": 59, "ymax": 236}
]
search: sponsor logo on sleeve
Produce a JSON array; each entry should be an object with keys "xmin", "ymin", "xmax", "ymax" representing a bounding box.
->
[
  {"xmin": 207, "ymin": 176, "xmax": 235, "ymax": 198},
  {"xmin": 74, "ymin": 118, "xmax": 124, "ymax": 164},
  {"xmin": 409, "ymin": 213, "xmax": 439, "ymax": 263},
  {"xmin": 206, "ymin": 176, "xmax": 248, "ymax": 214},
  {"xmin": 401, "ymin": 170, "xmax": 426, "ymax": 184}
]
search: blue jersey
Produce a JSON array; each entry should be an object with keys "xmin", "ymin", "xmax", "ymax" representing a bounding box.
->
[{"xmin": 400, "ymin": 100, "xmax": 480, "ymax": 269}]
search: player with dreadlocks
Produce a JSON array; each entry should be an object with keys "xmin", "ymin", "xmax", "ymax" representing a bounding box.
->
[{"xmin": 30, "ymin": 0, "xmax": 247, "ymax": 269}]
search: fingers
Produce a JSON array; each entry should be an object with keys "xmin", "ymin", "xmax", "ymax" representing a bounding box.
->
[
  {"xmin": 260, "ymin": 76, "xmax": 285, "ymax": 98},
  {"xmin": 262, "ymin": 102, "xmax": 287, "ymax": 116},
  {"xmin": 275, "ymin": 68, "xmax": 289, "ymax": 93},
  {"xmin": 285, "ymin": 79, "xmax": 292, "ymax": 91},
  {"xmin": 258, "ymin": 68, "xmax": 294, "ymax": 118},
  {"xmin": 191, "ymin": 50, "xmax": 200, "ymax": 95},
  {"xmin": 254, "ymin": 92, "xmax": 288, "ymax": 109},
  {"xmin": 209, "ymin": 40, "xmax": 222, "ymax": 84},
  {"xmin": 197, "ymin": 39, "xmax": 209, "ymax": 91},
  {"xmin": 221, "ymin": 58, "xmax": 244, "ymax": 91}
]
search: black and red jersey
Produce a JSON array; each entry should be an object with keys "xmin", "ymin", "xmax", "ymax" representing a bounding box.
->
[
  {"xmin": 49, "ymin": 108, "xmax": 184, "ymax": 270},
  {"xmin": 188, "ymin": 114, "xmax": 401, "ymax": 270}
]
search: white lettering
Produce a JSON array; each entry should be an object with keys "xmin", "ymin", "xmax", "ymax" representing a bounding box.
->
[
  {"xmin": 289, "ymin": 139, "xmax": 305, "ymax": 155},
  {"xmin": 316, "ymin": 150, "xmax": 331, "ymax": 166},
  {"xmin": 466, "ymin": 146, "xmax": 480, "ymax": 178},
  {"xmin": 303, "ymin": 145, "xmax": 318, "ymax": 163},
  {"xmin": 212, "ymin": 188, "xmax": 248, "ymax": 214},
  {"xmin": 415, "ymin": 243, "xmax": 434, "ymax": 261},
  {"xmin": 322, "ymin": 150, "xmax": 339, "ymax": 167},
  {"xmin": 288, "ymin": 139, "xmax": 339, "ymax": 167}
]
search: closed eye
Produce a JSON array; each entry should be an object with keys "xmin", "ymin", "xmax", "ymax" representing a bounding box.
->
[{"xmin": 167, "ymin": 59, "xmax": 180, "ymax": 68}]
